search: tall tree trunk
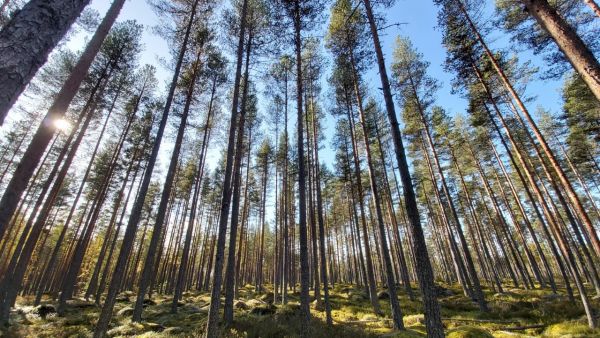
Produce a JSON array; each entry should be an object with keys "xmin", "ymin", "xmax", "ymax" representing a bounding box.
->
[
  {"xmin": 234, "ymin": 142, "xmax": 251, "ymax": 299},
  {"xmin": 223, "ymin": 29, "xmax": 253, "ymax": 325},
  {"xmin": 135, "ymin": 46, "xmax": 202, "ymax": 320},
  {"xmin": 256, "ymin": 151, "xmax": 268, "ymax": 293},
  {"xmin": 172, "ymin": 74, "xmax": 216, "ymax": 312},
  {"xmin": 293, "ymin": 0, "xmax": 310, "ymax": 337},
  {"xmin": 373, "ymin": 120, "xmax": 414, "ymax": 300},
  {"xmin": 203, "ymin": 0, "xmax": 248, "ymax": 334},
  {"xmin": 0, "ymin": 0, "xmax": 91, "ymax": 122},
  {"xmin": 343, "ymin": 88, "xmax": 382, "ymax": 315},
  {"xmin": 305, "ymin": 107, "xmax": 320, "ymax": 301},
  {"xmin": 348, "ymin": 57, "xmax": 404, "ymax": 328},
  {"xmin": 361, "ymin": 0, "xmax": 443, "ymax": 335},
  {"xmin": 293, "ymin": 1, "xmax": 311, "ymax": 332},
  {"xmin": 309, "ymin": 82, "xmax": 332, "ymax": 326}
]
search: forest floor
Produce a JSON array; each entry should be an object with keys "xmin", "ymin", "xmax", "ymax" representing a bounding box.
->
[{"xmin": 2, "ymin": 283, "xmax": 600, "ymax": 337}]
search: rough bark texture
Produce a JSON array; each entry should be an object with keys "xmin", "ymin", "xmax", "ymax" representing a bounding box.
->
[{"xmin": 0, "ymin": 0, "xmax": 91, "ymax": 124}]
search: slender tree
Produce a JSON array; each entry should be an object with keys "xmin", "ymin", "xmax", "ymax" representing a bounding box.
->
[{"xmin": 360, "ymin": 0, "xmax": 444, "ymax": 335}]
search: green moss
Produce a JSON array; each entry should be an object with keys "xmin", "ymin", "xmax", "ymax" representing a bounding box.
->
[
  {"xmin": 403, "ymin": 314, "xmax": 424, "ymax": 327},
  {"xmin": 491, "ymin": 331, "xmax": 532, "ymax": 338},
  {"xmin": 387, "ymin": 329, "xmax": 426, "ymax": 337},
  {"xmin": 10, "ymin": 283, "xmax": 600, "ymax": 338},
  {"xmin": 447, "ymin": 326, "xmax": 494, "ymax": 338},
  {"xmin": 107, "ymin": 321, "xmax": 146, "ymax": 336},
  {"xmin": 543, "ymin": 321, "xmax": 600, "ymax": 337}
]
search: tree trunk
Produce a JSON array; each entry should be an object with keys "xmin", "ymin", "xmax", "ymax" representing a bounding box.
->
[
  {"xmin": 583, "ymin": 0, "xmax": 600, "ymax": 18},
  {"xmin": 0, "ymin": 0, "xmax": 91, "ymax": 122},
  {"xmin": 294, "ymin": 1, "xmax": 311, "ymax": 331},
  {"xmin": 309, "ymin": 79, "xmax": 332, "ymax": 325},
  {"xmin": 203, "ymin": 0, "xmax": 248, "ymax": 334},
  {"xmin": 373, "ymin": 120, "xmax": 414, "ymax": 300},
  {"xmin": 349, "ymin": 56, "xmax": 404, "ymax": 328},
  {"xmin": 133, "ymin": 50, "xmax": 201, "ymax": 320},
  {"xmin": 172, "ymin": 73, "xmax": 216, "ymax": 312},
  {"xmin": 223, "ymin": 29, "xmax": 253, "ymax": 324},
  {"xmin": 343, "ymin": 88, "xmax": 382, "ymax": 315},
  {"xmin": 361, "ymin": 0, "xmax": 443, "ymax": 335}
]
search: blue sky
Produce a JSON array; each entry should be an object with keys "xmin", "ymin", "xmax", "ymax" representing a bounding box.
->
[
  {"xmin": 71, "ymin": 0, "xmax": 569, "ymax": 175},
  {"xmin": 26, "ymin": 0, "xmax": 582, "ymax": 230}
]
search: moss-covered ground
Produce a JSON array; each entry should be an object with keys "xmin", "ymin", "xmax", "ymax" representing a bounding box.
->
[{"xmin": 2, "ymin": 283, "xmax": 599, "ymax": 337}]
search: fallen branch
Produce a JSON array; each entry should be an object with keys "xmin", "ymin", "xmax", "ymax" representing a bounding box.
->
[
  {"xmin": 498, "ymin": 324, "xmax": 546, "ymax": 331},
  {"xmin": 334, "ymin": 318, "xmax": 389, "ymax": 324},
  {"xmin": 442, "ymin": 317, "xmax": 520, "ymax": 324}
]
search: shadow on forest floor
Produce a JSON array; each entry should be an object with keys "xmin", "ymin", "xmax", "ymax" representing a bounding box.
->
[{"xmin": 2, "ymin": 283, "xmax": 600, "ymax": 337}]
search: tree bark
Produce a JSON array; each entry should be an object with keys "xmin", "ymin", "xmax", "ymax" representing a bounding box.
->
[
  {"xmin": 582, "ymin": 0, "xmax": 600, "ymax": 18},
  {"xmin": 0, "ymin": 0, "xmax": 91, "ymax": 123}
]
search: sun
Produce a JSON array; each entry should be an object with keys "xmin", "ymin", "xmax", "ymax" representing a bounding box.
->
[{"xmin": 53, "ymin": 118, "xmax": 71, "ymax": 133}]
